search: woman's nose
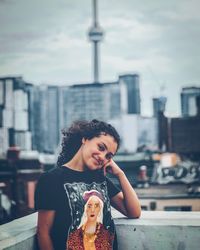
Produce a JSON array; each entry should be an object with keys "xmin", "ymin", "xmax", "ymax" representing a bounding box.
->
[{"xmin": 99, "ymin": 152, "xmax": 107, "ymax": 163}]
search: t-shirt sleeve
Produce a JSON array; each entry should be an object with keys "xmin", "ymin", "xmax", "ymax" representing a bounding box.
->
[
  {"xmin": 34, "ymin": 172, "xmax": 58, "ymax": 210},
  {"xmin": 106, "ymin": 177, "xmax": 121, "ymax": 199}
]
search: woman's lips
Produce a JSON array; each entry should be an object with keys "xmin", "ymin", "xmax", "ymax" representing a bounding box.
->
[{"xmin": 93, "ymin": 157, "xmax": 101, "ymax": 166}]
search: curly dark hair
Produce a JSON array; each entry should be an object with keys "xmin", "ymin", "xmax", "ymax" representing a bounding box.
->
[{"xmin": 57, "ymin": 119, "xmax": 120, "ymax": 167}]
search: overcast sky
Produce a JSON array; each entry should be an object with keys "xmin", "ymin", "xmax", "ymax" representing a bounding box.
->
[{"xmin": 0, "ymin": 0, "xmax": 200, "ymax": 116}]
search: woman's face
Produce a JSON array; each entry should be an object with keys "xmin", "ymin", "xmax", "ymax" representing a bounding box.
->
[
  {"xmin": 86, "ymin": 196, "xmax": 101, "ymax": 222},
  {"xmin": 81, "ymin": 134, "xmax": 118, "ymax": 171}
]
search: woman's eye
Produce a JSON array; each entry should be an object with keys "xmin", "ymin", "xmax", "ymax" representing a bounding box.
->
[{"xmin": 98, "ymin": 144, "xmax": 105, "ymax": 151}]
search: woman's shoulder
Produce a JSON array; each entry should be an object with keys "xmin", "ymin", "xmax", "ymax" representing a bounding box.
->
[{"xmin": 37, "ymin": 167, "xmax": 64, "ymax": 184}]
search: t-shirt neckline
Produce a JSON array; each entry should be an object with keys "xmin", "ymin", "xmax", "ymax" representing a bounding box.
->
[{"xmin": 61, "ymin": 165, "xmax": 98, "ymax": 176}]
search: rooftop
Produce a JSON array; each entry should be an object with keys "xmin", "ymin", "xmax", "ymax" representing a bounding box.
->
[{"xmin": 1, "ymin": 211, "xmax": 200, "ymax": 250}]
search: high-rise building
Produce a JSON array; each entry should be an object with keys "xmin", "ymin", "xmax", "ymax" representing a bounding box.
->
[
  {"xmin": 0, "ymin": 76, "xmax": 31, "ymax": 153},
  {"xmin": 58, "ymin": 86, "xmax": 70, "ymax": 131},
  {"xmin": 0, "ymin": 71, "xmax": 141, "ymax": 154},
  {"xmin": 64, "ymin": 81, "xmax": 120, "ymax": 128},
  {"xmin": 29, "ymin": 85, "xmax": 60, "ymax": 153},
  {"xmin": 119, "ymin": 74, "xmax": 141, "ymax": 114},
  {"xmin": 105, "ymin": 82, "xmax": 120, "ymax": 119},
  {"xmin": 158, "ymin": 97, "xmax": 200, "ymax": 158},
  {"xmin": 28, "ymin": 85, "xmax": 47, "ymax": 152},
  {"xmin": 47, "ymin": 86, "xmax": 60, "ymax": 152},
  {"xmin": 109, "ymin": 114, "xmax": 158, "ymax": 153},
  {"xmin": 181, "ymin": 87, "xmax": 200, "ymax": 117},
  {"xmin": 153, "ymin": 96, "xmax": 167, "ymax": 117}
]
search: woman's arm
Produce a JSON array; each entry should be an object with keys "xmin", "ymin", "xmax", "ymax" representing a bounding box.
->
[
  {"xmin": 104, "ymin": 160, "xmax": 141, "ymax": 218},
  {"xmin": 37, "ymin": 210, "xmax": 55, "ymax": 250}
]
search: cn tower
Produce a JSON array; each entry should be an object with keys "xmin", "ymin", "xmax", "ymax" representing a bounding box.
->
[{"xmin": 88, "ymin": 0, "xmax": 104, "ymax": 83}]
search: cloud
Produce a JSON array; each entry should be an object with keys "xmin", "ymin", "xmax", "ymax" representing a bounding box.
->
[{"xmin": 0, "ymin": 0, "xmax": 200, "ymax": 116}]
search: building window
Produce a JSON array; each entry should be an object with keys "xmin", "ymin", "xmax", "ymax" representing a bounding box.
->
[
  {"xmin": 164, "ymin": 206, "xmax": 192, "ymax": 211},
  {"xmin": 141, "ymin": 206, "xmax": 148, "ymax": 210}
]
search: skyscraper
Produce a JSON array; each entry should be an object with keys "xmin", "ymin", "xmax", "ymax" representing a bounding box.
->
[
  {"xmin": 0, "ymin": 76, "xmax": 31, "ymax": 152},
  {"xmin": 153, "ymin": 96, "xmax": 167, "ymax": 117},
  {"xmin": 181, "ymin": 87, "xmax": 200, "ymax": 117},
  {"xmin": 64, "ymin": 81, "xmax": 119, "ymax": 129},
  {"xmin": 47, "ymin": 86, "xmax": 60, "ymax": 152},
  {"xmin": 29, "ymin": 85, "xmax": 60, "ymax": 153},
  {"xmin": 119, "ymin": 74, "xmax": 141, "ymax": 114},
  {"xmin": 58, "ymin": 86, "xmax": 70, "ymax": 131}
]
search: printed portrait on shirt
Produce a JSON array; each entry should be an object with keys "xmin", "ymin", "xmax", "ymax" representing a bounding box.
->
[{"xmin": 64, "ymin": 182, "xmax": 115, "ymax": 250}]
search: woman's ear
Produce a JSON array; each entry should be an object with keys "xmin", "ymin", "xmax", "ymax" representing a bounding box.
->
[{"xmin": 82, "ymin": 138, "xmax": 86, "ymax": 144}]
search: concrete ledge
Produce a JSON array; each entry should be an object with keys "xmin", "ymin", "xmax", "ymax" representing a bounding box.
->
[
  {"xmin": 114, "ymin": 211, "xmax": 200, "ymax": 250},
  {"xmin": 0, "ymin": 213, "xmax": 37, "ymax": 250},
  {"xmin": 0, "ymin": 211, "xmax": 200, "ymax": 250}
]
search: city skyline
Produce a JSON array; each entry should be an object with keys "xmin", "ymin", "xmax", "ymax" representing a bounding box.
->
[{"xmin": 0, "ymin": 0, "xmax": 200, "ymax": 116}]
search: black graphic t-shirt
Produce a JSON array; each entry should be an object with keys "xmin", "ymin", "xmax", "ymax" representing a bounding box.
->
[{"xmin": 34, "ymin": 166, "xmax": 120, "ymax": 250}]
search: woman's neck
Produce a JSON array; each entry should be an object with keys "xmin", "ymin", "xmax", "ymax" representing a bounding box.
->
[{"xmin": 63, "ymin": 147, "xmax": 85, "ymax": 171}]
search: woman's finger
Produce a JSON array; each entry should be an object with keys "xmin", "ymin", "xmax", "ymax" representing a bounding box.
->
[{"xmin": 103, "ymin": 165, "xmax": 107, "ymax": 176}]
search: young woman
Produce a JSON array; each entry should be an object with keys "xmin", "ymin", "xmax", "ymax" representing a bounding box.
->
[{"xmin": 35, "ymin": 119, "xmax": 141, "ymax": 250}]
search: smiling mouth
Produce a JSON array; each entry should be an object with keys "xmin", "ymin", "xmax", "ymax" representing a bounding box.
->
[{"xmin": 93, "ymin": 157, "xmax": 102, "ymax": 166}]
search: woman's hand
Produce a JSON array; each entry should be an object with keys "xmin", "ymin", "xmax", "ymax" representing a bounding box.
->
[
  {"xmin": 103, "ymin": 159, "xmax": 124, "ymax": 177},
  {"xmin": 104, "ymin": 159, "xmax": 141, "ymax": 218}
]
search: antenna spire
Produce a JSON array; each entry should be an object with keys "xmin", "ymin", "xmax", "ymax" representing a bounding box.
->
[{"xmin": 88, "ymin": 0, "xmax": 104, "ymax": 83}]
